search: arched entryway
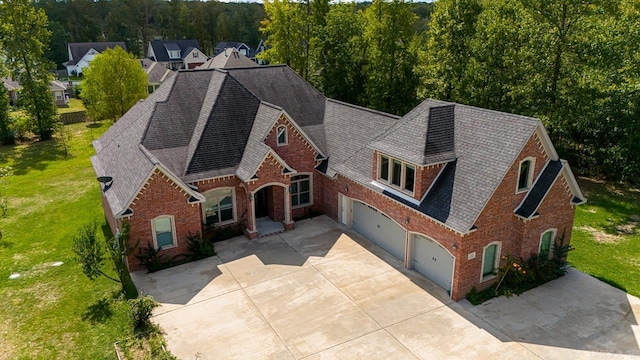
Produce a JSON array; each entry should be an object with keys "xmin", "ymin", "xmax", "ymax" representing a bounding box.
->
[{"xmin": 250, "ymin": 183, "xmax": 292, "ymax": 237}]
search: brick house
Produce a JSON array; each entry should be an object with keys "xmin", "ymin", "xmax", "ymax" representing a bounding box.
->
[{"xmin": 91, "ymin": 65, "xmax": 585, "ymax": 301}]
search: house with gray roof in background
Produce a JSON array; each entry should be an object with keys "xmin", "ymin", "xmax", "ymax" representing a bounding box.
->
[
  {"xmin": 197, "ymin": 48, "xmax": 260, "ymax": 70},
  {"xmin": 139, "ymin": 58, "xmax": 174, "ymax": 93},
  {"xmin": 147, "ymin": 39, "xmax": 207, "ymax": 70},
  {"xmin": 3, "ymin": 77, "xmax": 69, "ymax": 107},
  {"xmin": 91, "ymin": 64, "xmax": 585, "ymax": 301},
  {"xmin": 64, "ymin": 42, "xmax": 126, "ymax": 76},
  {"xmin": 214, "ymin": 41, "xmax": 266, "ymax": 64}
]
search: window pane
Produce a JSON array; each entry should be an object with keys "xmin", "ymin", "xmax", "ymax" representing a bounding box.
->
[
  {"xmin": 220, "ymin": 208, "xmax": 234, "ymax": 222},
  {"xmin": 300, "ymin": 179, "xmax": 310, "ymax": 192},
  {"xmin": 155, "ymin": 218, "xmax": 171, "ymax": 233},
  {"xmin": 156, "ymin": 231, "xmax": 173, "ymax": 248},
  {"xmin": 291, "ymin": 182, "xmax": 298, "ymax": 194},
  {"xmin": 483, "ymin": 244, "xmax": 497, "ymax": 276},
  {"xmin": 404, "ymin": 165, "xmax": 415, "ymax": 192},
  {"xmin": 380, "ymin": 156, "xmax": 389, "ymax": 181},
  {"xmin": 300, "ymin": 192, "xmax": 310, "ymax": 205},
  {"xmin": 518, "ymin": 161, "xmax": 531, "ymax": 190},
  {"xmin": 540, "ymin": 232, "xmax": 552, "ymax": 258},
  {"xmin": 277, "ymin": 127, "xmax": 286, "ymax": 144},
  {"xmin": 220, "ymin": 195, "xmax": 232, "ymax": 208},
  {"xmin": 292, "ymin": 194, "xmax": 299, "ymax": 206},
  {"xmin": 392, "ymin": 160, "xmax": 402, "ymax": 186}
]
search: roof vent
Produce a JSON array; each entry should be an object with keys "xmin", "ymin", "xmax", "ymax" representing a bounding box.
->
[{"xmin": 97, "ymin": 176, "xmax": 113, "ymax": 192}]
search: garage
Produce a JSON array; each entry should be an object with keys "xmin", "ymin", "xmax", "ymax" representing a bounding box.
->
[
  {"xmin": 411, "ymin": 234, "xmax": 454, "ymax": 292},
  {"xmin": 352, "ymin": 201, "xmax": 406, "ymax": 260}
]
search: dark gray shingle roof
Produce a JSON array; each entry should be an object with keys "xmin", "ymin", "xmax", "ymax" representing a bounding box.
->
[
  {"xmin": 370, "ymin": 101, "xmax": 456, "ymax": 166},
  {"xmin": 515, "ymin": 160, "xmax": 564, "ymax": 218},
  {"xmin": 199, "ymin": 48, "xmax": 259, "ymax": 69},
  {"xmin": 67, "ymin": 42, "xmax": 126, "ymax": 65},
  {"xmin": 149, "ymin": 40, "xmax": 201, "ymax": 62}
]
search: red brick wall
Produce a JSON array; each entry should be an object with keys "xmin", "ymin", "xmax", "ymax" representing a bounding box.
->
[
  {"xmin": 126, "ymin": 169, "xmax": 202, "ymax": 271},
  {"xmin": 264, "ymin": 114, "xmax": 320, "ymax": 217},
  {"xmin": 415, "ymin": 164, "xmax": 444, "ymax": 201},
  {"xmin": 520, "ymin": 173, "xmax": 576, "ymax": 257},
  {"xmin": 454, "ymin": 133, "xmax": 556, "ymax": 297}
]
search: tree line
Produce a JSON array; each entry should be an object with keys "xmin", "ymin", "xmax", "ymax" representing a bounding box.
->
[
  {"xmin": 261, "ymin": 0, "xmax": 640, "ymax": 182},
  {"xmin": 36, "ymin": 0, "xmax": 268, "ymax": 67}
]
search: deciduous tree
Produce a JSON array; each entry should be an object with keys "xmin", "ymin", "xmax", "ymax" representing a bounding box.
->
[
  {"xmin": 0, "ymin": 0, "xmax": 58, "ymax": 140},
  {"xmin": 82, "ymin": 46, "xmax": 148, "ymax": 121}
]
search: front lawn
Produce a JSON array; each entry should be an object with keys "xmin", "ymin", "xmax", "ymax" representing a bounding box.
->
[
  {"xmin": 0, "ymin": 122, "xmax": 137, "ymax": 359},
  {"xmin": 569, "ymin": 178, "xmax": 640, "ymax": 298}
]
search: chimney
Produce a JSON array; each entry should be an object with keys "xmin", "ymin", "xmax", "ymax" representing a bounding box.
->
[{"xmin": 425, "ymin": 105, "xmax": 455, "ymax": 157}]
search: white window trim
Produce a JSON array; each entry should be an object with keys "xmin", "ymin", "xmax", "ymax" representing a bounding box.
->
[
  {"xmin": 539, "ymin": 228, "xmax": 557, "ymax": 259},
  {"xmin": 377, "ymin": 153, "xmax": 415, "ymax": 196},
  {"xmin": 291, "ymin": 173, "xmax": 313, "ymax": 209},
  {"xmin": 516, "ymin": 157, "xmax": 536, "ymax": 193},
  {"xmin": 480, "ymin": 241, "xmax": 502, "ymax": 282},
  {"xmin": 151, "ymin": 215, "xmax": 177, "ymax": 250},
  {"xmin": 202, "ymin": 187, "xmax": 237, "ymax": 226},
  {"xmin": 276, "ymin": 125, "xmax": 288, "ymax": 146}
]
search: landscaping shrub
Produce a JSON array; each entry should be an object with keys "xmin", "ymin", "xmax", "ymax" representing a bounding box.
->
[
  {"xmin": 186, "ymin": 231, "xmax": 216, "ymax": 261},
  {"xmin": 135, "ymin": 241, "xmax": 170, "ymax": 273},
  {"xmin": 466, "ymin": 240, "xmax": 574, "ymax": 305},
  {"xmin": 10, "ymin": 113, "xmax": 31, "ymax": 140},
  {"xmin": 129, "ymin": 295, "xmax": 158, "ymax": 334},
  {"xmin": 203, "ymin": 223, "xmax": 244, "ymax": 243}
]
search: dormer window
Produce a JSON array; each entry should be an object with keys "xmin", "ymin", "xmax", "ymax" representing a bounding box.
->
[
  {"xmin": 169, "ymin": 50, "xmax": 181, "ymax": 59},
  {"xmin": 277, "ymin": 125, "xmax": 287, "ymax": 146},
  {"xmin": 378, "ymin": 154, "xmax": 415, "ymax": 194},
  {"xmin": 517, "ymin": 158, "xmax": 535, "ymax": 192}
]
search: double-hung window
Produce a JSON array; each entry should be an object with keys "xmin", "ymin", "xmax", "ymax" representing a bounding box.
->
[
  {"xmin": 291, "ymin": 174, "xmax": 311, "ymax": 207},
  {"xmin": 152, "ymin": 216, "xmax": 176, "ymax": 249},
  {"xmin": 378, "ymin": 154, "xmax": 416, "ymax": 194}
]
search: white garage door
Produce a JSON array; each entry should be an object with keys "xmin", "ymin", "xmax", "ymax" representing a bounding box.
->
[
  {"xmin": 352, "ymin": 201, "xmax": 406, "ymax": 260},
  {"xmin": 412, "ymin": 234, "xmax": 454, "ymax": 292}
]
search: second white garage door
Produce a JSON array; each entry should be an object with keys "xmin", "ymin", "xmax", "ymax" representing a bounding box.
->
[
  {"xmin": 412, "ymin": 234, "xmax": 454, "ymax": 292},
  {"xmin": 352, "ymin": 201, "xmax": 406, "ymax": 260}
]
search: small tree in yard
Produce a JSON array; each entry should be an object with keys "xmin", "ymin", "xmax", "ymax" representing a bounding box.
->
[
  {"xmin": 53, "ymin": 121, "xmax": 72, "ymax": 158},
  {"xmin": 82, "ymin": 46, "xmax": 148, "ymax": 122},
  {"xmin": 72, "ymin": 220, "xmax": 121, "ymax": 283}
]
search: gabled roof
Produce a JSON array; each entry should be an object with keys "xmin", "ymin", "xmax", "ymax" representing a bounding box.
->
[
  {"xmin": 198, "ymin": 48, "xmax": 259, "ymax": 70},
  {"xmin": 214, "ymin": 42, "xmax": 258, "ymax": 58},
  {"xmin": 92, "ymin": 66, "xmax": 583, "ymax": 234},
  {"xmin": 140, "ymin": 58, "xmax": 174, "ymax": 84},
  {"xmin": 3, "ymin": 77, "xmax": 67, "ymax": 93},
  {"xmin": 371, "ymin": 102, "xmax": 456, "ymax": 166},
  {"xmin": 67, "ymin": 42, "xmax": 126, "ymax": 66},
  {"xmin": 149, "ymin": 40, "xmax": 202, "ymax": 62}
]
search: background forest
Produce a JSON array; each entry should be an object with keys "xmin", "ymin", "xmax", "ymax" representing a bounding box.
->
[{"xmin": 35, "ymin": 0, "xmax": 640, "ymax": 182}]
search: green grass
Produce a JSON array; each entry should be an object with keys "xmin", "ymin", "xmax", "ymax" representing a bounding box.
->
[
  {"xmin": 569, "ymin": 178, "xmax": 640, "ymax": 297},
  {"xmin": 0, "ymin": 122, "xmax": 137, "ymax": 359},
  {"xmin": 58, "ymin": 99, "xmax": 86, "ymax": 114}
]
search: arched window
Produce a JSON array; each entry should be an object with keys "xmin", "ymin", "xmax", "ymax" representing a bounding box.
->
[
  {"xmin": 481, "ymin": 241, "xmax": 501, "ymax": 280},
  {"xmin": 517, "ymin": 158, "xmax": 535, "ymax": 192},
  {"xmin": 203, "ymin": 188, "xmax": 236, "ymax": 225},
  {"xmin": 151, "ymin": 215, "xmax": 176, "ymax": 249},
  {"xmin": 539, "ymin": 229, "xmax": 556, "ymax": 259},
  {"xmin": 277, "ymin": 125, "xmax": 287, "ymax": 146}
]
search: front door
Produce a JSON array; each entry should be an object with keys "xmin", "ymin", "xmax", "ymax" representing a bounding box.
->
[{"xmin": 255, "ymin": 187, "xmax": 269, "ymax": 218}]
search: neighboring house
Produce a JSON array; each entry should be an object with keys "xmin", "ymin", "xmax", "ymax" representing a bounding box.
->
[
  {"xmin": 147, "ymin": 40, "xmax": 207, "ymax": 70},
  {"xmin": 140, "ymin": 58, "xmax": 174, "ymax": 93},
  {"xmin": 197, "ymin": 48, "xmax": 259, "ymax": 70},
  {"xmin": 49, "ymin": 80, "xmax": 69, "ymax": 106},
  {"xmin": 214, "ymin": 41, "xmax": 265, "ymax": 64},
  {"xmin": 91, "ymin": 65, "xmax": 585, "ymax": 301},
  {"xmin": 64, "ymin": 42, "xmax": 127, "ymax": 76},
  {"xmin": 2, "ymin": 77, "xmax": 69, "ymax": 107}
]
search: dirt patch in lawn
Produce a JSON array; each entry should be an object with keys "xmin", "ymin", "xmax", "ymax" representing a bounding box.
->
[{"xmin": 578, "ymin": 226, "xmax": 623, "ymax": 244}]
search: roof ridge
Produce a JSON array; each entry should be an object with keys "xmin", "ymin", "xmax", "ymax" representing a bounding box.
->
[{"xmin": 326, "ymin": 98, "xmax": 400, "ymax": 119}]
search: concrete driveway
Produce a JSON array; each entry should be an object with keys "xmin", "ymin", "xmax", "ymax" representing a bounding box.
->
[{"xmin": 132, "ymin": 216, "xmax": 640, "ymax": 360}]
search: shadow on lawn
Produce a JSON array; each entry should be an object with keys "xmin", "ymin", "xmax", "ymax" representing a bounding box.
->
[
  {"xmin": 82, "ymin": 297, "xmax": 113, "ymax": 324},
  {"xmin": 0, "ymin": 139, "xmax": 67, "ymax": 176}
]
